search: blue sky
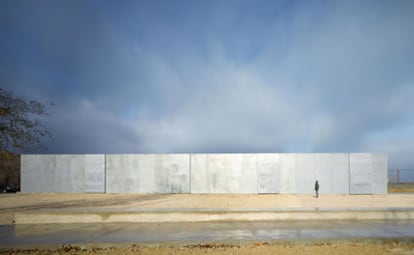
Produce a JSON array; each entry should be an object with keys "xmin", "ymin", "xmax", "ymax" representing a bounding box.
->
[{"xmin": 1, "ymin": 0, "xmax": 414, "ymax": 169}]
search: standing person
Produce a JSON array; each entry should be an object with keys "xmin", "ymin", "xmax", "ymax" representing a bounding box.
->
[{"xmin": 314, "ymin": 180, "xmax": 319, "ymax": 198}]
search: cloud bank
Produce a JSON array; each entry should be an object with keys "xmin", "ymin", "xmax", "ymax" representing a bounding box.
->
[{"xmin": 1, "ymin": 0, "xmax": 414, "ymax": 169}]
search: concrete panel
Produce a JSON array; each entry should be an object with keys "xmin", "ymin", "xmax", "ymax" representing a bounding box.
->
[
  {"xmin": 295, "ymin": 154, "xmax": 318, "ymax": 194},
  {"xmin": 291, "ymin": 154, "xmax": 350, "ymax": 194},
  {"xmin": 331, "ymin": 154, "xmax": 350, "ymax": 194},
  {"xmin": 372, "ymin": 153, "xmax": 388, "ymax": 194},
  {"xmin": 138, "ymin": 155, "xmax": 157, "ymax": 193},
  {"xmin": 190, "ymin": 154, "xmax": 258, "ymax": 193},
  {"xmin": 52, "ymin": 155, "xmax": 105, "ymax": 193},
  {"xmin": 54, "ymin": 155, "xmax": 85, "ymax": 193},
  {"xmin": 189, "ymin": 154, "xmax": 209, "ymax": 193},
  {"xmin": 350, "ymin": 154, "xmax": 373, "ymax": 194},
  {"xmin": 85, "ymin": 155, "xmax": 105, "ymax": 193},
  {"xmin": 279, "ymin": 154, "xmax": 296, "ymax": 193},
  {"xmin": 257, "ymin": 154, "xmax": 279, "ymax": 193},
  {"xmin": 106, "ymin": 154, "xmax": 189, "ymax": 193},
  {"xmin": 22, "ymin": 154, "xmax": 105, "ymax": 193},
  {"xmin": 316, "ymin": 154, "xmax": 349, "ymax": 194},
  {"xmin": 155, "ymin": 154, "xmax": 190, "ymax": 193},
  {"xmin": 21, "ymin": 155, "xmax": 56, "ymax": 193},
  {"xmin": 106, "ymin": 154, "xmax": 142, "ymax": 193}
]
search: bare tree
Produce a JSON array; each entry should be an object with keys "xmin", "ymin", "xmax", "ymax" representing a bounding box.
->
[{"xmin": 0, "ymin": 88, "xmax": 53, "ymax": 152}]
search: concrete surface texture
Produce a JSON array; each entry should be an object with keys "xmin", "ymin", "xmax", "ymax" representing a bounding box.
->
[
  {"xmin": 350, "ymin": 153, "xmax": 388, "ymax": 194},
  {"xmin": 21, "ymin": 153, "xmax": 387, "ymax": 194},
  {"xmin": 21, "ymin": 154, "xmax": 105, "ymax": 193},
  {"xmin": 106, "ymin": 154, "xmax": 190, "ymax": 193},
  {"xmin": 190, "ymin": 154, "xmax": 259, "ymax": 193},
  {"xmin": 291, "ymin": 154, "xmax": 349, "ymax": 194}
]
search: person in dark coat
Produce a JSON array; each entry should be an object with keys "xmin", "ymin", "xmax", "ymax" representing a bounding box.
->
[{"xmin": 314, "ymin": 180, "xmax": 319, "ymax": 198}]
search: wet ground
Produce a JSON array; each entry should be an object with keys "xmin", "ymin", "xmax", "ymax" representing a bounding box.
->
[{"xmin": 1, "ymin": 220, "xmax": 414, "ymax": 247}]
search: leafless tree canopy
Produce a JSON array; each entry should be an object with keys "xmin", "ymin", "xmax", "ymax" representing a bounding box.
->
[{"xmin": 0, "ymin": 88, "xmax": 52, "ymax": 152}]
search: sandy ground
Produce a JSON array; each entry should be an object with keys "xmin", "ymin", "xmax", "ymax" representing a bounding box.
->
[
  {"xmin": 1, "ymin": 193, "xmax": 414, "ymax": 224},
  {"xmin": 1, "ymin": 241, "xmax": 414, "ymax": 255},
  {"xmin": 2, "ymin": 194, "xmax": 414, "ymax": 254}
]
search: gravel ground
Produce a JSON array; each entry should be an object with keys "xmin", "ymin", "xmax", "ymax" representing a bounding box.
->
[{"xmin": 1, "ymin": 241, "xmax": 414, "ymax": 255}]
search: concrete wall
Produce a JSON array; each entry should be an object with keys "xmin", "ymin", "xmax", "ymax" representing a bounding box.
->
[
  {"xmin": 257, "ymin": 154, "xmax": 280, "ymax": 193},
  {"xmin": 84, "ymin": 155, "xmax": 106, "ymax": 193},
  {"xmin": 21, "ymin": 153, "xmax": 387, "ymax": 194},
  {"xmin": 350, "ymin": 153, "xmax": 387, "ymax": 194},
  {"xmin": 106, "ymin": 154, "xmax": 190, "ymax": 193},
  {"xmin": 279, "ymin": 154, "xmax": 296, "ymax": 193},
  {"xmin": 190, "ymin": 154, "xmax": 258, "ymax": 193},
  {"xmin": 22, "ymin": 155, "xmax": 56, "ymax": 193},
  {"xmin": 21, "ymin": 155, "xmax": 105, "ymax": 193},
  {"xmin": 188, "ymin": 153, "xmax": 351, "ymax": 194},
  {"xmin": 291, "ymin": 154, "xmax": 349, "ymax": 194}
]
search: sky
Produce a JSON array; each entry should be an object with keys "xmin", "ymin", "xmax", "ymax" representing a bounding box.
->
[{"xmin": 1, "ymin": 0, "xmax": 414, "ymax": 170}]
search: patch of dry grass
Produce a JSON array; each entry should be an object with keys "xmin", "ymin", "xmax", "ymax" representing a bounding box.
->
[{"xmin": 388, "ymin": 183, "xmax": 414, "ymax": 193}]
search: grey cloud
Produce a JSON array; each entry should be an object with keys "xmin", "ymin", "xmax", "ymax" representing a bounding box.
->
[
  {"xmin": 124, "ymin": 1, "xmax": 414, "ymax": 169},
  {"xmin": 130, "ymin": 56, "xmax": 317, "ymax": 153},
  {"xmin": 1, "ymin": 0, "xmax": 414, "ymax": 170},
  {"xmin": 44, "ymin": 99, "xmax": 141, "ymax": 154}
]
